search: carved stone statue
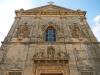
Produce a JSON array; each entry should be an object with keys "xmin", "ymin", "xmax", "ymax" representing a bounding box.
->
[{"xmin": 47, "ymin": 46, "xmax": 55, "ymax": 58}]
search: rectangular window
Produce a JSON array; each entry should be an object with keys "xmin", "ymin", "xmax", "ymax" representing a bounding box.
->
[
  {"xmin": 8, "ymin": 72, "xmax": 22, "ymax": 75},
  {"xmin": 41, "ymin": 73, "xmax": 62, "ymax": 75},
  {"xmin": 46, "ymin": 28, "xmax": 56, "ymax": 42},
  {"xmin": 81, "ymin": 71, "xmax": 94, "ymax": 75}
]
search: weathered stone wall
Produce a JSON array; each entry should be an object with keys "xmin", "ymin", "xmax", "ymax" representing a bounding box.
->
[
  {"xmin": 7, "ymin": 15, "xmax": 96, "ymax": 43},
  {"xmin": 0, "ymin": 4, "xmax": 100, "ymax": 75}
]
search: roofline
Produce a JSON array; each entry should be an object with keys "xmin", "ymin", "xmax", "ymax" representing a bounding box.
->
[{"xmin": 15, "ymin": 4, "xmax": 86, "ymax": 17}]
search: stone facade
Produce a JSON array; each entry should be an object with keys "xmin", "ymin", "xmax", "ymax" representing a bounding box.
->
[{"xmin": 0, "ymin": 4, "xmax": 100, "ymax": 75}]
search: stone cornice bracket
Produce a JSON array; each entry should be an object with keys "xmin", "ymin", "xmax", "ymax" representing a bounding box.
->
[
  {"xmin": 15, "ymin": 9, "xmax": 24, "ymax": 17},
  {"xmin": 77, "ymin": 9, "xmax": 86, "ymax": 16}
]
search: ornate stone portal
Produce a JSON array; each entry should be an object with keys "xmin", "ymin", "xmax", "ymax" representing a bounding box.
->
[
  {"xmin": 33, "ymin": 47, "xmax": 69, "ymax": 75},
  {"xmin": 0, "ymin": 3, "xmax": 100, "ymax": 75}
]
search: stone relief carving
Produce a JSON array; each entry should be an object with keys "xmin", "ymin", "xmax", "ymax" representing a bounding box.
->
[
  {"xmin": 81, "ymin": 24, "xmax": 89, "ymax": 39},
  {"xmin": 69, "ymin": 24, "xmax": 84, "ymax": 38},
  {"xmin": 57, "ymin": 51, "xmax": 69, "ymax": 59},
  {"xmin": 41, "ymin": 25, "xmax": 46, "ymax": 31},
  {"xmin": 41, "ymin": 22, "xmax": 57, "ymax": 31},
  {"xmin": 17, "ymin": 23, "xmax": 30, "ymax": 39},
  {"xmin": 47, "ymin": 46, "xmax": 55, "ymax": 58},
  {"xmin": 33, "ymin": 47, "xmax": 69, "ymax": 60},
  {"xmin": 33, "ymin": 51, "xmax": 44, "ymax": 59}
]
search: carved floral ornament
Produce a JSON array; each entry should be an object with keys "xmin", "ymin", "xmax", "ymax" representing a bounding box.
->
[
  {"xmin": 41, "ymin": 22, "xmax": 57, "ymax": 31},
  {"xmin": 33, "ymin": 46, "xmax": 69, "ymax": 60},
  {"xmin": 69, "ymin": 23, "xmax": 85, "ymax": 38},
  {"xmin": 41, "ymin": 22, "xmax": 63, "ymax": 34},
  {"xmin": 17, "ymin": 23, "xmax": 30, "ymax": 39}
]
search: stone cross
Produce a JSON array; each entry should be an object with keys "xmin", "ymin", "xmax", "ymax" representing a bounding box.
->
[{"xmin": 48, "ymin": 1, "xmax": 54, "ymax": 5}]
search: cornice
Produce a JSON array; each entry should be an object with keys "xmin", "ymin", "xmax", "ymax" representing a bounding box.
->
[
  {"xmin": 15, "ymin": 11, "xmax": 86, "ymax": 17},
  {"xmin": 15, "ymin": 4, "xmax": 86, "ymax": 17},
  {"xmin": 2, "ymin": 41, "xmax": 100, "ymax": 45}
]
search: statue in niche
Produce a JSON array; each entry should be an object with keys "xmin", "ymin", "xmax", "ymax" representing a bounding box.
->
[
  {"xmin": 47, "ymin": 46, "xmax": 55, "ymax": 58},
  {"xmin": 17, "ymin": 23, "xmax": 29, "ymax": 39}
]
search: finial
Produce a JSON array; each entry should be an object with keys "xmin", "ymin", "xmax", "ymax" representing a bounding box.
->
[{"xmin": 48, "ymin": 1, "xmax": 54, "ymax": 5}]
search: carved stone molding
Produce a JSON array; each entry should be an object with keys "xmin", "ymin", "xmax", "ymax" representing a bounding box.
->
[
  {"xmin": 47, "ymin": 46, "xmax": 55, "ymax": 58},
  {"xmin": 69, "ymin": 24, "xmax": 85, "ymax": 38},
  {"xmin": 33, "ymin": 47, "xmax": 69, "ymax": 64},
  {"xmin": 41, "ymin": 22, "xmax": 57, "ymax": 31}
]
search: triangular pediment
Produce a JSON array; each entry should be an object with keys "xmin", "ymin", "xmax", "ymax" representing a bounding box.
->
[
  {"xmin": 25, "ymin": 4, "xmax": 75, "ymax": 12},
  {"xmin": 15, "ymin": 4, "xmax": 86, "ymax": 16}
]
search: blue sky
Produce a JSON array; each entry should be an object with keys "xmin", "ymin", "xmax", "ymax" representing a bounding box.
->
[
  {"xmin": 31, "ymin": 0, "xmax": 100, "ymax": 27},
  {"xmin": 0, "ymin": 0, "xmax": 100, "ymax": 45}
]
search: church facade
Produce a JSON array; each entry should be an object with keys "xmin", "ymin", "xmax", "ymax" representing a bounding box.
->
[{"xmin": 0, "ymin": 3, "xmax": 100, "ymax": 75}]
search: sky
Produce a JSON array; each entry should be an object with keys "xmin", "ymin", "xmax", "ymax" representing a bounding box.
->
[{"xmin": 0, "ymin": 0, "xmax": 100, "ymax": 46}]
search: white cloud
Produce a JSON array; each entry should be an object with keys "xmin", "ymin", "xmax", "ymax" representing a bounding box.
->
[
  {"xmin": 94, "ymin": 15, "xmax": 100, "ymax": 22},
  {"xmin": 0, "ymin": 0, "xmax": 33, "ymax": 46},
  {"xmin": 93, "ymin": 15, "xmax": 100, "ymax": 41}
]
